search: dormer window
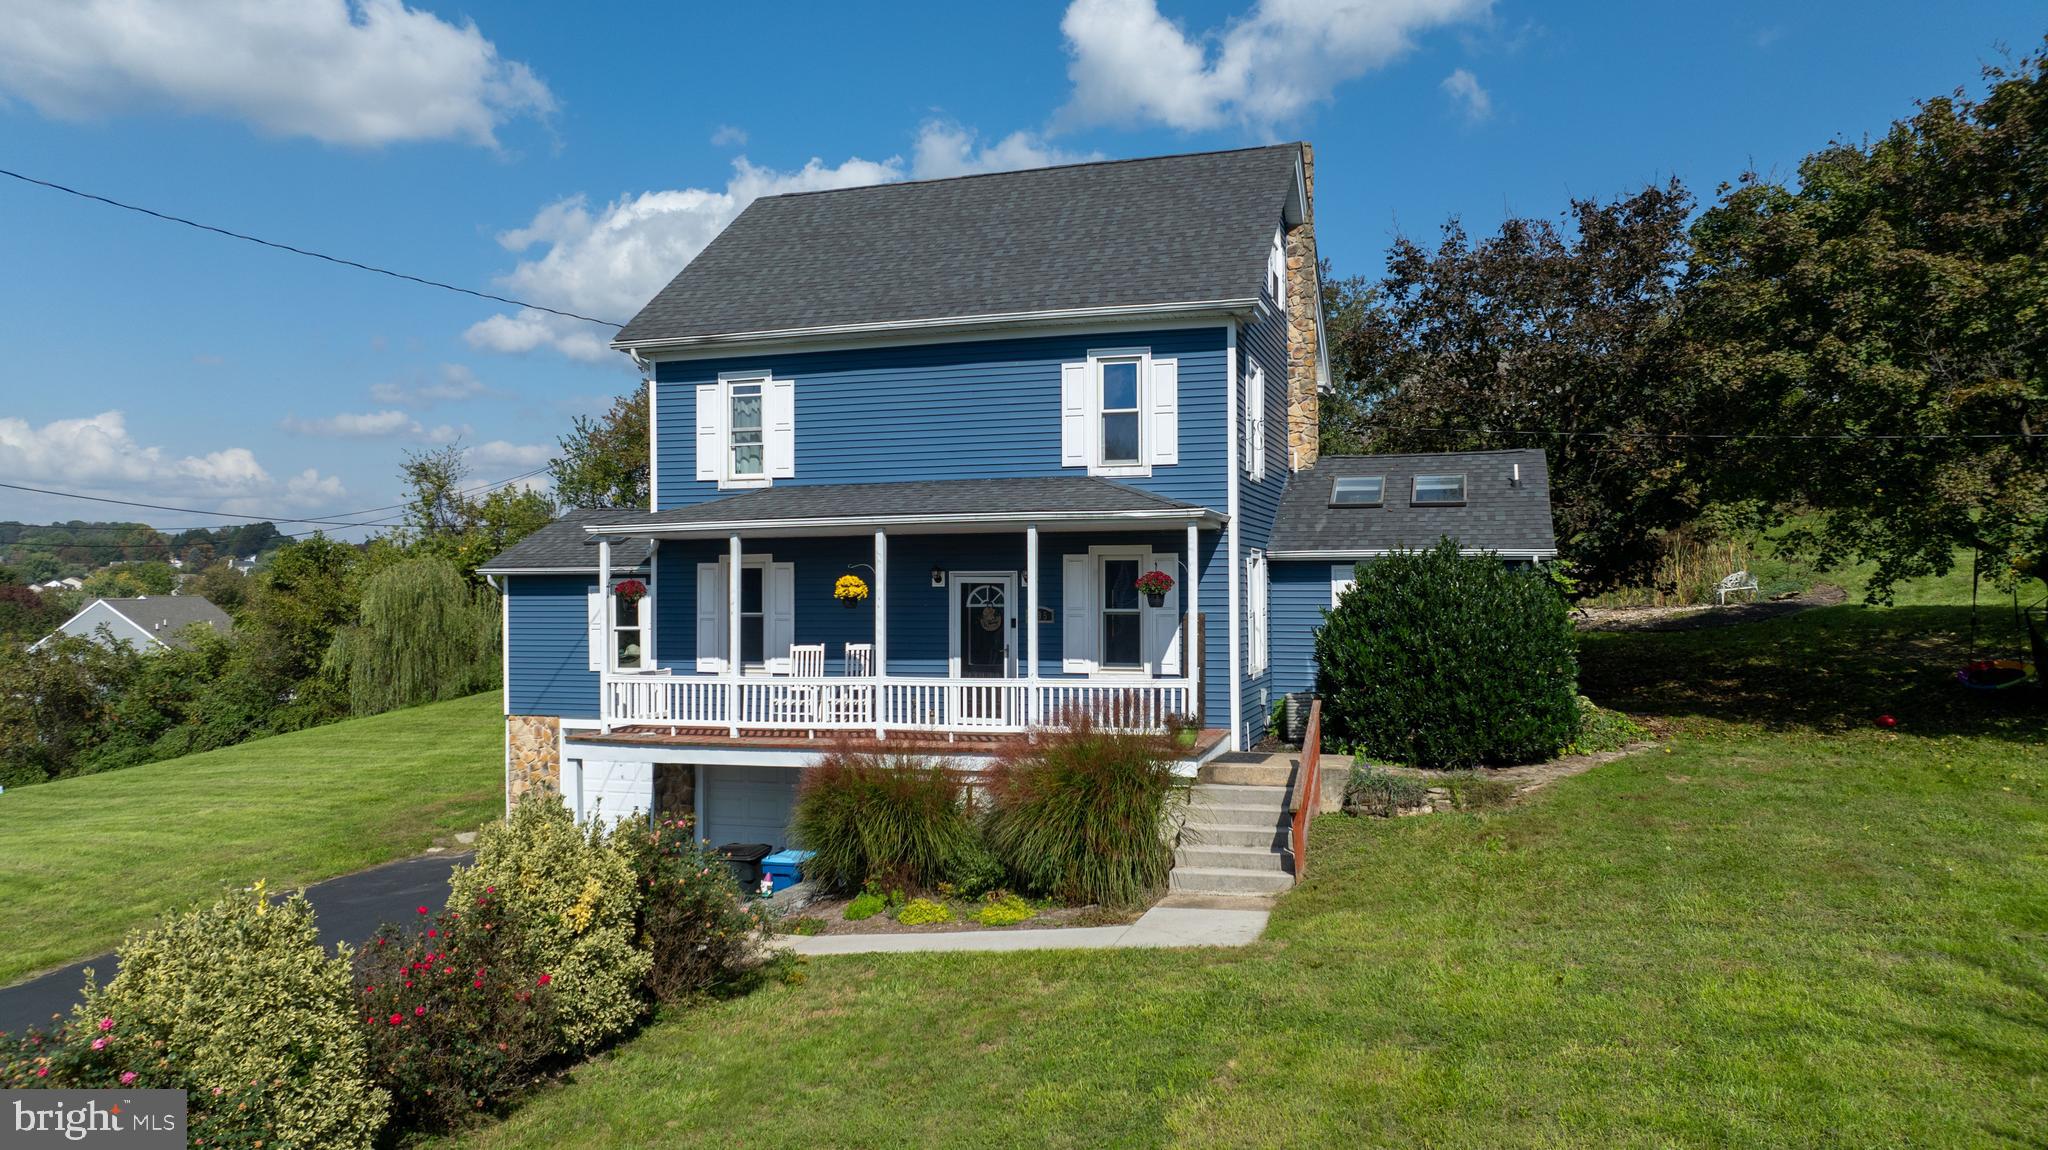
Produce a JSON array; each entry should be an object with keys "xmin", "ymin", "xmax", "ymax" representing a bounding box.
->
[
  {"xmin": 1330, "ymin": 476, "xmax": 1384, "ymax": 506},
  {"xmin": 1412, "ymin": 474, "xmax": 1467, "ymax": 505}
]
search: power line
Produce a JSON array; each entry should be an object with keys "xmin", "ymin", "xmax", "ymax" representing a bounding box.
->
[
  {"xmin": 0, "ymin": 167, "xmax": 625, "ymax": 329},
  {"xmin": 0, "ymin": 466, "xmax": 552, "ymax": 533},
  {"xmin": 1404, "ymin": 426, "xmax": 2045, "ymax": 441},
  {"xmin": 0, "ymin": 482, "xmax": 414, "ymax": 530}
]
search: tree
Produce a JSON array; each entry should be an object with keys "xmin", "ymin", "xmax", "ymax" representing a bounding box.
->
[
  {"xmin": 400, "ymin": 444, "xmax": 557, "ymax": 580},
  {"xmin": 1684, "ymin": 47, "xmax": 2048, "ymax": 597},
  {"xmin": 238, "ymin": 535, "xmax": 365, "ymax": 722},
  {"xmin": 323, "ymin": 557, "xmax": 500, "ymax": 716},
  {"xmin": 1319, "ymin": 181, "xmax": 1706, "ymax": 590},
  {"xmin": 549, "ymin": 389, "xmax": 650, "ymax": 509},
  {"xmin": 81, "ymin": 561, "xmax": 177, "ymax": 598}
]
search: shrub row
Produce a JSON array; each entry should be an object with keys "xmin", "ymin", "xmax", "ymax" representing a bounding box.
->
[
  {"xmin": 791, "ymin": 719, "xmax": 1185, "ymax": 909},
  {"xmin": 2, "ymin": 797, "xmax": 773, "ymax": 1145}
]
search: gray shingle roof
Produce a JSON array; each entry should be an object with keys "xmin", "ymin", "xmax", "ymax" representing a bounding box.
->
[
  {"xmin": 614, "ymin": 145, "xmax": 1304, "ymax": 346},
  {"xmin": 606, "ymin": 477, "xmax": 1209, "ymax": 532},
  {"xmin": 1268, "ymin": 450, "xmax": 1557, "ymax": 557},
  {"xmin": 100, "ymin": 596, "xmax": 232, "ymax": 647},
  {"xmin": 476, "ymin": 508, "xmax": 654, "ymax": 574}
]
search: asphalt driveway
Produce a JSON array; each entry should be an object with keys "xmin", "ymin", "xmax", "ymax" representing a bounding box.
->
[{"xmin": 0, "ymin": 851, "xmax": 472, "ymax": 1036}]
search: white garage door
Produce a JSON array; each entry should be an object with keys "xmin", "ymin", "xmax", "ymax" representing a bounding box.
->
[
  {"xmin": 700, "ymin": 765, "xmax": 799, "ymax": 851},
  {"xmin": 570, "ymin": 759, "xmax": 652, "ymax": 828}
]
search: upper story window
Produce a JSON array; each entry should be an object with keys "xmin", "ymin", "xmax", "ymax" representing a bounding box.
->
[
  {"xmin": 1060, "ymin": 350, "xmax": 1177, "ymax": 477},
  {"xmin": 1330, "ymin": 476, "xmax": 1384, "ymax": 506},
  {"xmin": 1412, "ymin": 474, "xmax": 1467, "ymax": 505},
  {"xmin": 1268, "ymin": 226, "xmax": 1287, "ymax": 308},
  {"xmin": 696, "ymin": 375, "xmax": 793, "ymax": 489}
]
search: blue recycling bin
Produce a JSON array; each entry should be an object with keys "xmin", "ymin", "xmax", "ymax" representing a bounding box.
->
[{"xmin": 760, "ymin": 849, "xmax": 815, "ymax": 893}]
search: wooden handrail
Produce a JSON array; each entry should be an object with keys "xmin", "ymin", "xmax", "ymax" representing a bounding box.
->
[{"xmin": 1290, "ymin": 698, "xmax": 1322, "ymax": 882}]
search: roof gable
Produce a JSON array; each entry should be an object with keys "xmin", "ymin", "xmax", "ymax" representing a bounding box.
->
[{"xmin": 615, "ymin": 145, "xmax": 1305, "ymax": 348}]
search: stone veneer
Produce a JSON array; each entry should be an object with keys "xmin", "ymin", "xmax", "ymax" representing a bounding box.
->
[
  {"xmin": 506, "ymin": 714, "xmax": 561, "ymax": 804},
  {"xmin": 1285, "ymin": 142, "xmax": 1321, "ymax": 471}
]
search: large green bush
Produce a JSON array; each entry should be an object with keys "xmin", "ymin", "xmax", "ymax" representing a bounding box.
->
[
  {"xmin": 1317, "ymin": 540, "xmax": 1580, "ymax": 768},
  {"xmin": 789, "ymin": 749, "xmax": 978, "ymax": 894},
  {"xmin": 615, "ymin": 816, "xmax": 772, "ymax": 1004},
  {"xmin": 64, "ymin": 884, "xmax": 387, "ymax": 1148},
  {"xmin": 446, "ymin": 796, "xmax": 651, "ymax": 1053},
  {"xmin": 982, "ymin": 719, "xmax": 1184, "ymax": 907}
]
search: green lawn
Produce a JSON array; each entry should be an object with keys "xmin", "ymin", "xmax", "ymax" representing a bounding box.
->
[
  {"xmin": 0, "ymin": 691, "xmax": 504, "ymax": 986},
  {"xmin": 445, "ymin": 592, "xmax": 2046, "ymax": 1148}
]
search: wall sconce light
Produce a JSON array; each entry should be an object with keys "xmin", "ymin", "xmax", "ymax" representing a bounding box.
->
[{"xmin": 930, "ymin": 566, "xmax": 947, "ymax": 587}]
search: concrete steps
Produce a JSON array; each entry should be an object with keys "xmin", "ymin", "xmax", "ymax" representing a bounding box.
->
[{"xmin": 1171, "ymin": 768, "xmax": 1298, "ymax": 896}]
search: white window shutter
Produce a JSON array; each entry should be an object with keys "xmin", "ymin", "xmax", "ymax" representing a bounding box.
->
[
  {"xmin": 694, "ymin": 562, "xmax": 726, "ymax": 672},
  {"xmin": 765, "ymin": 378, "xmax": 796, "ymax": 479},
  {"xmin": 1059, "ymin": 361, "xmax": 1089, "ymax": 468},
  {"xmin": 1253, "ymin": 406, "xmax": 1268, "ymax": 482},
  {"xmin": 766, "ymin": 561, "xmax": 796, "ymax": 671},
  {"xmin": 586, "ymin": 588, "xmax": 606, "ymax": 672},
  {"xmin": 694, "ymin": 383, "xmax": 721, "ymax": 481},
  {"xmin": 1331, "ymin": 564, "xmax": 1356, "ymax": 608},
  {"xmin": 1140, "ymin": 553, "xmax": 1180, "ymax": 676},
  {"xmin": 1148, "ymin": 359, "xmax": 1178, "ymax": 466},
  {"xmin": 1246, "ymin": 552, "xmax": 1269, "ymax": 675},
  {"xmin": 1061, "ymin": 553, "xmax": 1095, "ymax": 672}
]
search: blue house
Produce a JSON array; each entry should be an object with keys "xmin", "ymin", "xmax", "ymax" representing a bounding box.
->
[{"xmin": 480, "ymin": 144, "xmax": 1555, "ymax": 853}]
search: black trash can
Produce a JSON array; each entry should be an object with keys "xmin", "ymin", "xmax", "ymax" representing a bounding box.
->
[{"xmin": 715, "ymin": 842, "xmax": 773, "ymax": 891}]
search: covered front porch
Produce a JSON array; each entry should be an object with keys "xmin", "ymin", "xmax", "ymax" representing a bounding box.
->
[{"xmin": 589, "ymin": 477, "xmax": 1227, "ymax": 740}]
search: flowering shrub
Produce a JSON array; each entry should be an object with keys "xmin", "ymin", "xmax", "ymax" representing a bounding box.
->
[
  {"xmin": 354, "ymin": 896, "xmax": 559, "ymax": 1132},
  {"xmin": 447, "ymin": 795, "xmax": 651, "ymax": 1052},
  {"xmin": 30, "ymin": 884, "xmax": 387, "ymax": 1148},
  {"xmin": 615, "ymin": 816, "xmax": 771, "ymax": 1004},
  {"xmin": 894, "ymin": 897, "xmax": 951, "ymax": 925}
]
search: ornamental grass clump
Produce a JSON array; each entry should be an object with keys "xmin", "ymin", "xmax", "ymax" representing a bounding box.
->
[
  {"xmin": 44, "ymin": 884, "xmax": 387, "ymax": 1148},
  {"xmin": 1317, "ymin": 539, "xmax": 1581, "ymax": 769},
  {"xmin": 790, "ymin": 748, "xmax": 978, "ymax": 894},
  {"xmin": 982, "ymin": 717, "xmax": 1184, "ymax": 907},
  {"xmin": 447, "ymin": 795, "xmax": 651, "ymax": 1053},
  {"xmin": 616, "ymin": 816, "xmax": 773, "ymax": 1004},
  {"xmin": 354, "ymin": 896, "xmax": 560, "ymax": 1133}
]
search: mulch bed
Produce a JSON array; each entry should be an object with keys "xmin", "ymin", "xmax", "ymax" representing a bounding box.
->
[{"xmin": 783, "ymin": 896, "xmax": 1145, "ymax": 936}]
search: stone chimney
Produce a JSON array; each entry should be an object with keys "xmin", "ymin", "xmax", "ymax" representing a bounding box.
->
[{"xmin": 1284, "ymin": 142, "xmax": 1321, "ymax": 471}]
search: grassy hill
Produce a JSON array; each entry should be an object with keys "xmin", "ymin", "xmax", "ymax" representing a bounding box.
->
[{"xmin": 0, "ymin": 691, "xmax": 503, "ymax": 986}]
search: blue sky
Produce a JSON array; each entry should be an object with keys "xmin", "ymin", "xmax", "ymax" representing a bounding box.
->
[{"xmin": 0, "ymin": 0, "xmax": 2039, "ymax": 535}]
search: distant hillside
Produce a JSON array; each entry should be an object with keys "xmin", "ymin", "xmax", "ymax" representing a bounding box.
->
[{"xmin": 0, "ymin": 520, "xmax": 286, "ymax": 580}]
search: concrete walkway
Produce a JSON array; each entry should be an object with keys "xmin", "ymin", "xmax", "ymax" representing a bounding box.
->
[{"xmin": 782, "ymin": 902, "xmax": 1270, "ymax": 956}]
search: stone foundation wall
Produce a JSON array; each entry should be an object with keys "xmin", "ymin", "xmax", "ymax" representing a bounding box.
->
[
  {"xmin": 654, "ymin": 763, "xmax": 695, "ymax": 823},
  {"xmin": 506, "ymin": 715, "xmax": 561, "ymax": 805}
]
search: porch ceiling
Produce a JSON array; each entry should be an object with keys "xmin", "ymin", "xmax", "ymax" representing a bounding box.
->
[{"xmin": 588, "ymin": 477, "xmax": 1222, "ymax": 539}]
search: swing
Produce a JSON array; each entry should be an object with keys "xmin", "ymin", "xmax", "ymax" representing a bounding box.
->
[{"xmin": 1955, "ymin": 548, "xmax": 2040, "ymax": 691}]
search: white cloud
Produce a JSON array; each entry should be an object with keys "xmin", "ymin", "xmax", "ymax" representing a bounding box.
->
[
  {"xmin": 1440, "ymin": 67, "xmax": 1491, "ymax": 122},
  {"xmin": 909, "ymin": 120, "xmax": 1100, "ymax": 179},
  {"xmin": 470, "ymin": 440, "xmax": 552, "ymax": 469},
  {"xmin": 1057, "ymin": 0, "xmax": 1491, "ymax": 131},
  {"xmin": 468, "ymin": 153, "xmax": 902, "ymax": 361},
  {"xmin": 369, "ymin": 363, "xmax": 488, "ymax": 406},
  {"xmin": 710, "ymin": 124, "xmax": 748, "ymax": 147},
  {"xmin": 0, "ymin": 0, "xmax": 553, "ymax": 148},
  {"xmin": 0, "ymin": 409, "xmax": 348, "ymax": 517},
  {"xmin": 280, "ymin": 409, "xmax": 472, "ymax": 441}
]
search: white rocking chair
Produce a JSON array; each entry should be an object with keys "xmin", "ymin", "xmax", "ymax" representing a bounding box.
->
[{"xmin": 772, "ymin": 644, "xmax": 827, "ymax": 730}]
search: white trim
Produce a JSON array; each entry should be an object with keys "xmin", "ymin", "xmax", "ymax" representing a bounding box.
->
[
  {"xmin": 1225, "ymin": 321, "xmax": 1242, "ymax": 751},
  {"xmin": 1245, "ymin": 549, "xmax": 1269, "ymax": 678},
  {"xmin": 476, "ymin": 564, "xmax": 648, "ymax": 577},
  {"xmin": 946, "ymin": 571, "xmax": 1018, "ymax": 678},
  {"xmin": 615, "ymin": 299, "xmax": 1258, "ymax": 357},
  {"xmin": 1090, "ymin": 545, "xmax": 1153, "ymax": 675},
  {"xmin": 588, "ymin": 507, "xmax": 1219, "ymax": 539},
  {"xmin": 499, "ymin": 577, "xmax": 510, "ymax": 715},
  {"xmin": 646, "ymin": 375, "xmax": 658, "ymax": 510},
  {"xmin": 1025, "ymin": 525, "xmax": 1040, "ymax": 683},
  {"xmin": 712, "ymin": 372, "xmax": 775, "ymax": 490},
  {"xmin": 1269, "ymin": 548, "xmax": 1558, "ymax": 561}
]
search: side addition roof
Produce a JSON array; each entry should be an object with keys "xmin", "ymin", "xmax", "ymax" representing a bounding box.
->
[
  {"xmin": 476, "ymin": 508, "xmax": 655, "ymax": 575},
  {"xmin": 1267, "ymin": 450, "xmax": 1557, "ymax": 559},
  {"xmin": 614, "ymin": 144, "xmax": 1307, "ymax": 349}
]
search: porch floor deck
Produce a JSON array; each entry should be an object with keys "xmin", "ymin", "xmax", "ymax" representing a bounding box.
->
[{"xmin": 570, "ymin": 725, "xmax": 1230, "ymax": 758}]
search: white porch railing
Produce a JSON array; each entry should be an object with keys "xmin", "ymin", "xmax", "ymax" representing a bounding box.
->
[{"xmin": 600, "ymin": 674, "xmax": 1193, "ymax": 737}]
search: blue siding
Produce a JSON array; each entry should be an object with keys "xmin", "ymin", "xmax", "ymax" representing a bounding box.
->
[
  {"xmin": 505, "ymin": 574, "xmax": 599, "ymax": 718},
  {"xmin": 1236, "ymin": 254, "xmax": 1293, "ymax": 746},
  {"xmin": 1270, "ymin": 561, "xmax": 1338, "ymax": 698},
  {"xmin": 652, "ymin": 327, "xmax": 1229, "ymax": 513}
]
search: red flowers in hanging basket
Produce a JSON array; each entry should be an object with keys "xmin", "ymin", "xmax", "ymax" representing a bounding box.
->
[
  {"xmin": 613, "ymin": 578, "xmax": 648, "ymax": 604},
  {"xmin": 1134, "ymin": 570, "xmax": 1175, "ymax": 596}
]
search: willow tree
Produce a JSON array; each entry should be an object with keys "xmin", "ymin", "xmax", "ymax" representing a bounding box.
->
[{"xmin": 325, "ymin": 557, "xmax": 499, "ymax": 716}]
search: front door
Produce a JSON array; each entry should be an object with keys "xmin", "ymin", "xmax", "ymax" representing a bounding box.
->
[{"xmin": 955, "ymin": 576, "xmax": 1014, "ymax": 678}]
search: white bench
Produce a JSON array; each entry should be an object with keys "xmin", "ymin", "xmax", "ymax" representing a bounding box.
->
[{"xmin": 1716, "ymin": 570, "xmax": 1760, "ymax": 605}]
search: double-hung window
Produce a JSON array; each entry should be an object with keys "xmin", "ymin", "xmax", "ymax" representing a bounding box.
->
[
  {"xmin": 695, "ymin": 375, "xmax": 792, "ymax": 489},
  {"xmin": 738, "ymin": 565, "xmax": 766, "ymax": 669},
  {"xmin": 728, "ymin": 380, "xmax": 765, "ymax": 481},
  {"xmin": 589, "ymin": 581, "xmax": 654, "ymax": 674},
  {"xmin": 1060, "ymin": 350, "xmax": 1176, "ymax": 477},
  {"xmin": 1099, "ymin": 556, "xmax": 1143, "ymax": 670},
  {"xmin": 1099, "ymin": 359, "xmax": 1142, "ymax": 467}
]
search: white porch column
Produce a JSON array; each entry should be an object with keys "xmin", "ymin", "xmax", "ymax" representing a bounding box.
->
[
  {"xmin": 873, "ymin": 528, "xmax": 888, "ymax": 739},
  {"xmin": 727, "ymin": 533, "xmax": 741, "ymax": 737},
  {"xmin": 1185, "ymin": 518, "xmax": 1199, "ymax": 725},
  {"xmin": 1026, "ymin": 524, "xmax": 1040, "ymax": 727},
  {"xmin": 597, "ymin": 537, "xmax": 611, "ymax": 732}
]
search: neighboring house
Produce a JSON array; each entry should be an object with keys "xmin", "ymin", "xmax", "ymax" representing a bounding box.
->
[
  {"xmin": 35, "ymin": 595, "xmax": 233, "ymax": 652},
  {"xmin": 482, "ymin": 143, "xmax": 1556, "ymax": 853}
]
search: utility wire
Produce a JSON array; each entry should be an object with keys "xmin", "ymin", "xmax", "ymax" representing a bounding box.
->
[
  {"xmin": 0, "ymin": 167, "xmax": 625, "ymax": 329},
  {"xmin": 0, "ymin": 481, "xmax": 421, "ymax": 530},
  {"xmin": 1404, "ymin": 426, "xmax": 2044, "ymax": 441},
  {"xmin": 0, "ymin": 466, "xmax": 552, "ymax": 534}
]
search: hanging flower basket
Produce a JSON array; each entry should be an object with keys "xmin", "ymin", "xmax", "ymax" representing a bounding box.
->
[
  {"xmin": 834, "ymin": 573, "xmax": 870, "ymax": 608},
  {"xmin": 1135, "ymin": 568, "xmax": 1174, "ymax": 608},
  {"xmin": 613, "ymin": 578, "xmax": 647, "ymax": 606}
]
